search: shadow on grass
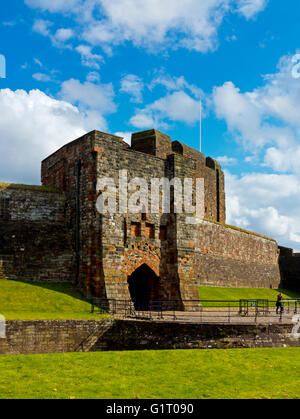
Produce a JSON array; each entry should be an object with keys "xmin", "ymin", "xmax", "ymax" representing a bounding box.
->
[
  {"xmin": 277, "ymin": 288, "xmax": 300, "ymax": 299},
  {"xmin": 6, "ymin": 279, "xmax": 90, "ymax": 304}
]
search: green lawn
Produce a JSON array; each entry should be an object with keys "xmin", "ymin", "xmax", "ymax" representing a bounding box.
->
[
  {"xmin": 0, "ymin": 348, "xmax": 299, "ymax": 399},
  {"xmin": 199, "ymin": 286, "xmax": 300, "ymax": 307},
  {"xmin": 0, "ymin": 280, "xmax": 107, "ymax": 320},
  {"xmin": 1, "ymin": 280, "xmax": 299, "ymax": 319}
]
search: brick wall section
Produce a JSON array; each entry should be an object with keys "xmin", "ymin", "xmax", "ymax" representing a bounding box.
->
[
  {"xmin": 0, "ymin": 185, "xmax": 73, "ymax": 282},
  {"xmin": 0, "ymin": 320, "xmax": 299, "ymax": 355}
]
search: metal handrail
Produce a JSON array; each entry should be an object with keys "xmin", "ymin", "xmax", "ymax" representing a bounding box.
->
[{"xmin": 90, "ymin": 297, "xmax": 299, "ymax": 324}]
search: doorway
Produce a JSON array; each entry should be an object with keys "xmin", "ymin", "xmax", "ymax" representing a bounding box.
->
[{"xmin": 127, "ymin": 264, "xmax": 159, "ymax": 310}]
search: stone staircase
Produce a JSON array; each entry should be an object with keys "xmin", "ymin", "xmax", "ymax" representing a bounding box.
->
[{"xmin": 75, "ymin": 319, "xmax": 114, "ymax": 352}]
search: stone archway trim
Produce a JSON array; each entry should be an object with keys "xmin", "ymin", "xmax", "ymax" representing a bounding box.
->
[
  {"xmin": 126, "ymin": 260, "xmax": 160, "ymax": 278},
  {"xmin": 124, "ymin": 248, "xmax": 160, "ymax": 278}
]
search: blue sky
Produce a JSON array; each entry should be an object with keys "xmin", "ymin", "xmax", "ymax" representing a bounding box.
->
[{"xmin": 1, "ymin": 0, "xmax": 300, "ymax": 249}]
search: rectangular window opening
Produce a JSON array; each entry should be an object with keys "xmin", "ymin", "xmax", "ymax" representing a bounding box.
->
[
  {"xmin": 145, "ymin": 223, "xmax": 155, "ymax": 239},
  {"xmin": 131, "ymin": 222, "xmax": 141, "ymax": 237}
]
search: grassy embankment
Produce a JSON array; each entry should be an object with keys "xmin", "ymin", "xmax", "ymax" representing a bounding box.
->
[
  {"xmin": 0, "ymin": 348, "xmax": 299, "ymax": 399},
  {"xmin": 198, "ymin": 286, "xmax": 300, "ymax": 308},
  {"xmin": 0, "ymin": 280, "xmax": 107, "ymax": 320}
]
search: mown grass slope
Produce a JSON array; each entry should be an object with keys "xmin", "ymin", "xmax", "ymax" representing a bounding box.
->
[
  {"xmin": 0, "ymin": 280, "xmax": 106, "ymax": 320},
  {"xmin": 0, "ymin": 348, "xmax": 299, "ymax": 399},
  {"xmin": 1, "ymin": 280, "xmax": 299, "ymax": 319},
  {"xmin": 199, "ymin": 286, "xmax": 300, "ymax": 302}
]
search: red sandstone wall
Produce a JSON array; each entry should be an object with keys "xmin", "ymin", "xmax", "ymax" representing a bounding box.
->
[
  {"xmin": 0, "ymin": 186, "xmax": 73, "ymax": 282},
  {"xmin": 39, "ymin": 129, "xmax": 281, "ymax": 302},
  {"xmin": 171, "ymin": 141, "xmax": 226, "ymax": 223},
  {"xmin": 93, "ymin": 131, "xmax": 179, "ymax": 301},
  {"xmin": 194, "ymin": 221, "xmax": 281, "ymax": 289}
]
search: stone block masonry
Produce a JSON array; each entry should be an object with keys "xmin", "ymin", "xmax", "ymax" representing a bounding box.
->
[
  {"xmin": 0, "ymin": 184, "xmax": 73, "ymax": 282},
  {"xmin": 279, "ymin": 246, "xmax": 300, "ymax": 292},
  {"xmin": 40, "ymin": 129, "xmax": 282, "ymax": 307},
  {"xmin": 0, "ymin": 128, "xmax": 287, "ymax": 305},
  {"xmin": 195, "ymin": 221, "xmax": 281, "ymax": 289},
  {"xmin": 0, "ymin": 319, "xmax": 299, "ymax": 355}
]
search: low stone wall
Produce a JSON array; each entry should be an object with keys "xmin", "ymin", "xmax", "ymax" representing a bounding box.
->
[
  {"xmin": 0, "ymin": 319, "xmax": 299, "ymax": 355},
  {"xmin": 102, "ymin": 320, "xmax": 299, "ymax": 351},
  {"xmin": 0, "ymin": 320, "xmax": 109, "ymax": 355}
]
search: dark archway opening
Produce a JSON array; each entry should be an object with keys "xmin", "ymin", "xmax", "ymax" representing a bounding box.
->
[{"xmin": 128, "ymin": 264, "xmax": 160, "ymax": 310}]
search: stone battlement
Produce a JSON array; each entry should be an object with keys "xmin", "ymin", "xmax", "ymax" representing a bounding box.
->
[{"xmin": 0, "ymin": 129, "xmax": 284, "ymax": 305}]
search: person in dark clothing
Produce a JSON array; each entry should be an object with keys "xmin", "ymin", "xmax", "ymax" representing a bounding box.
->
[{"xmin": 276, "ymin": 293, "xmax": 284, "ymax": 314}]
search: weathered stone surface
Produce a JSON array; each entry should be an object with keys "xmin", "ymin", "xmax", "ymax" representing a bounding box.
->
[
  {"xmin": 195, "ymin": 221, "xmax": 280, "ymax": 289},
  {"xmin": 0, "ymin": 186, "xmax": 73, "ymax": 282},
  {"xmin": 279, "ymin": 246, "xmax": 300, "ymax": 291},
  {"xmin": 0, "ymin": 129, "xmax": 284, "ymax": 301},
  {"xmin": 0, "ymin": 319, "xmax": 298, "ymax": 355}
]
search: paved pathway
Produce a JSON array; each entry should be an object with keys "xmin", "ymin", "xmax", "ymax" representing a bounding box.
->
[{"xmin": 125, "ymin": 308, "xmax": 298, "ymax": 324}]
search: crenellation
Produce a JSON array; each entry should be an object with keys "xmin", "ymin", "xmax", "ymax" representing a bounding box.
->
[{"xmin": 0, "ymin": 128, "xmax": 285, "ymax": 307}]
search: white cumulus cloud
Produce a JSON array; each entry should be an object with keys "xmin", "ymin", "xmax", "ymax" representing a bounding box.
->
[
  {"xmin": 114, "ymin": 132, "xmax": 132, "ymax": 145},
  {"xmin": 26, "ymin": 0, "xmax": 268, "ymax": 53},
  {"xmin": 211, "ymin": 52, "xmax": 300, "ymax": 250},
  {"xmin": 120, "ymin": 75, "xmax": 144, "ymax": 103},
  {"xmin": 32, "ymin": 73, "xmax": 53, "ymax": 82},
  {"xmin": 225, "ymin": 170, "xmax": 300, "ymax": 250},
  {"xmin": 216, "ymin": 156, "xmax": 237, "ymax": 166},
  {"xmin": 59, "ymin": 78, "xmax": 116, "ymax": 115},
  {"xmin": 0, "ymin": 88, "xmax": 107, "ymax": 184},
  {"xmin": 213, "ymin": 53, "xmax": 300, "ymax": 172},
  {"xmin": 75, "ymin": 45, "xmax": 103, "ymax": 69},
  {"xmin": 236, "ymin": 0, "xmax": 268, "ymax": 19},
  {"xmin": 25, "ymin": 0, "xmax": 82, "ymax": 13},
  {"xmin": 130, "ymin": 91, "xmax": 200, "ymax": 129},
  {"xmin": 54, "ymin": 28, "xmax": 74, "ymax": 42}
]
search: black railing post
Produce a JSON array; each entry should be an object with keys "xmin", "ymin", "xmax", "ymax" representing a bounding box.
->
[
  {"xmin": 102, "ymin": 297, "xmax": 300, "ymax": 324},
  {"xmin": 255, "ymin": 302, "xmax": 258, "ymax": 323}
]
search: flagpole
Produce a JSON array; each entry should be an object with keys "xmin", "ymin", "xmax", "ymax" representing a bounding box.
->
[{"xmin": 200, "ymin": 99, "xmax": 202, "ymax": 153}]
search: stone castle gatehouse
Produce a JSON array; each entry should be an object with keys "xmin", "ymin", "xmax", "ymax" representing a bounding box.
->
[{"xmin": 0, "ymin": 129, "xmax": 285, "ymax": 308}]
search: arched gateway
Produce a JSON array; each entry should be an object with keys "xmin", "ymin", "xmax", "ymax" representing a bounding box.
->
[{"xmin": 127, "ymin": 264, "xmax": 160, "ymax": 310}]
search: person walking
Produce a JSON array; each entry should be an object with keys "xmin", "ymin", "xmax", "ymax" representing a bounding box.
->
[{"xmin": 276, "ymin": 293, "xmax": 284, "ymax": 315}]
